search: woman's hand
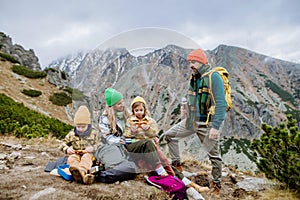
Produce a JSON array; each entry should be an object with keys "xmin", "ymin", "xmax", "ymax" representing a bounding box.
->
[{"xmin": 153, "ymin": 137, "xmax": 159, "ymax": 145}]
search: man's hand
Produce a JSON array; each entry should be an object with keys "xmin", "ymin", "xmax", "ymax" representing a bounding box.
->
[
  {"xmin": 181, "ymin": 105, "xmax": 187, "ymax": 115},
  {"xmin": 209, "ymin": 128, "xmax": 220, "ymax": 140}
]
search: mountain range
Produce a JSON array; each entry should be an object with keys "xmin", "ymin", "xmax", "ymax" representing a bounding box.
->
[
  {"xmin": 1, "ymin": 31, "xmax": 299, "ymax": 171},
  {"xmin": 47, "ymin": 44, "xmax": 300, "ymax": 139}
]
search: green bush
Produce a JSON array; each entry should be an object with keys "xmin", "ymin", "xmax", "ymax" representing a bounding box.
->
[
  {"xmin": 63, "ymin": 87, "xmax": 85, "ymax": 101},
  {"xmin": 0, "ymin": 93, "xmax": 72, "ymax": 139},
  {"xmin": 0, "ymin": 52, "xmax": 20, "ymax": 63},
  {"xmin": 285, "ymin": 104, "xmax": 300, "ymax": 122},
  {"xmin": 250, "ymin": 114, "xmax": 300, "ymax": 191},
  {"xmin": 21, "ymin": 89, "xmax": 42, "ymax": 97},
  {"xmin": 44, "ymin": 67, "xmax": 58, "ymax": 73},
  {"xmin": 12, "ymin": 65, "xmax": 47, "ymax": 79},
  {"xmin": 49, "ymin": 92, "xmax": 72, "ymax": 106},
  {"xmin": 265, "ymin": 80, "xmax": 296, "ymax": 105},
  {"xmin": 221, "ymin": 137, "xmax": 256, "ymax": 162}
]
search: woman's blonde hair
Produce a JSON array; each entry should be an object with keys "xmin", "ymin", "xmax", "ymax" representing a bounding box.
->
[{"xmin": 104, "ymin": 104, "xmax": 130, "ymax": 134}]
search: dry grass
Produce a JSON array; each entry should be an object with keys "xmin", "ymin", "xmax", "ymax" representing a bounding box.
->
[{"xmin": 258, "ymin": 187, "xmax": 299, "ymax": 200}]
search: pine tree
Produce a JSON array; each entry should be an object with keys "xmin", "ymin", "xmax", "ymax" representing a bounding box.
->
[{"xmin": 250, "ymin": 114, "xmax": 300, "ymax": 192}]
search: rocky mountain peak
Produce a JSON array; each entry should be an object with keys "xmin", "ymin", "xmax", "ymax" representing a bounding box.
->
[
  {"xmin": 47, "ymin": 44, "xmax": 300, "ymax": 139},
  {"xmin": 0, "ymin": 32, "xmax": 41, "ymax": 71}
]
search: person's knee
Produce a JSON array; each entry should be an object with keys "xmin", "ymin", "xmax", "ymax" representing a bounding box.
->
[{"xmin": 143, "ymin": 139, "xmax": 156, "ymax": 150}]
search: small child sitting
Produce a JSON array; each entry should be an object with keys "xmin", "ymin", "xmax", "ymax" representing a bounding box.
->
[
  {"xmin": 125, "ymin": 96, "xmax": 158, "ymax": 141},
  {"xmin": 59, "ymin": 105, "xmax": 100, "ymax": 184},
  {"xmin": 125, "ymin": 96, "xmax": 173, "ymax": 176}
]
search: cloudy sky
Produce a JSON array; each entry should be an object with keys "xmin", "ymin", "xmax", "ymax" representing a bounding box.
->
[{"xmin": 1, "ymin": 0, "xmax": 300, "ymax": 67}]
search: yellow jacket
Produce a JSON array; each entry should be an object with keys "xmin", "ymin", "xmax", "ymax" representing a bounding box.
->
[{"xmin": 125, "ymin": 115, "xmax": 158, "ymax": 139}]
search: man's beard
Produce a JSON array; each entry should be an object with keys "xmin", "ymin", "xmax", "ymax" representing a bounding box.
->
[{"xmin": 192, "ymin": 70, "xmax": 201, "ymax": 78}]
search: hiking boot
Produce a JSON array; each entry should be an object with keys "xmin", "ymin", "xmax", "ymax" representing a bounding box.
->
[
  {"xmin": 69, "ymin": 166, "xmax": 86, "ymax": 183},
  {"xmin": 189, "ymin": 181, "xmax": 210, "ymax": 193},
  {"xmin": 83, "ymin": 174, "xmax": 95, "ymax": 185},
  {"xmin": 171, "ymin": 160, "xmax": 183, "ymax": 172},
  {"xmin": 207, "ymin": 181, "xmax": 221, "ymax": 196}
]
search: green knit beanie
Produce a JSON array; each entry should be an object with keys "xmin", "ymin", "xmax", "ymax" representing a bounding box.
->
[{"xmin": 105, "ymin": 88, "xmax": 123, "ymax": 107}]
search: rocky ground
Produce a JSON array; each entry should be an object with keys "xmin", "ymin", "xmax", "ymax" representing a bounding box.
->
[{"xmin": 0, "ymin": 136, "xmax": 298, "ymax": 200}]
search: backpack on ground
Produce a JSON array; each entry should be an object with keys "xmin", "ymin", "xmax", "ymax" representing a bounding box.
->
[
  {"xmin": 145, "ymin": 175, "xmax": 186, "ymax": 200},
  {"xmin": 202, "ymin": 66, "xmax": 232, "ymax": 123},
  {"xmin": 96, "ymin": 160, "xmax": 136, "ymax": 183},
  {"xmin": 94, "ymin": 143, "xmax": 127, "ymax": 170},
  {"xmin": 44, "ymin": 156, "xmax": 68, "ymax": 172}
]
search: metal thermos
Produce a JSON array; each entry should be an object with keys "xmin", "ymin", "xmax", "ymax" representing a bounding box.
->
[{"xmin": 181, "ymin": 97, "xmax": 189, "ymax": 119}]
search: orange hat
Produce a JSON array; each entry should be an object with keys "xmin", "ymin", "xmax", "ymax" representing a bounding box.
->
[{"xmin": 187, "ymin": 49, "xmax": 208, "ymax": 64}]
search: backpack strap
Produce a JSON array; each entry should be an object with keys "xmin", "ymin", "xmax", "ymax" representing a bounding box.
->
[{"xmin": 201, "ymin": 70, "xmax": 216, "ymax": 124}]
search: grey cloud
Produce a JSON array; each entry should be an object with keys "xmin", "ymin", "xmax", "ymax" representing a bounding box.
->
[{"xmin": 1, "ymin": 0, "xmax": 299, "ymax": 66}]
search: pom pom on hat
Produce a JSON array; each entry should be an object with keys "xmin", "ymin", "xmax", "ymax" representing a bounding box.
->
[
  {"xmin": 74, "ymin": 105, "xmax": 91, "ymax": 125},
  {"xmin": 187, "ymin": 49, "xmax": 208, "ymax": 64},
  {"xmin": 131, "ymin": 96, "xmax": 146, "ymax": 108},
  {"xmin": 105, "ymin": 88, "xmax": 123, "ymax": 107}
]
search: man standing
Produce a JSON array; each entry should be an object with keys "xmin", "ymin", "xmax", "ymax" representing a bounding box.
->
[{"xmin": 164, "ymin": 49, "xmax": 227, "ymax": 196}]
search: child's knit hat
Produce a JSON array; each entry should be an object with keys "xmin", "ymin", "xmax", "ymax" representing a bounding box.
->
[
  {"xmin": 131, "ymin": 96, "xmax": 146, "ymax": 108},
  {"xmin": 187, "ymin": 49, "xmax": 208, "ymax": 64},
  {"xmin": 74, "ymin": 105, "xmax": 91, "ymax": 125},
  {"xmin": 105, "ymin": 88, "xmax": 123, "ymax": 107}
]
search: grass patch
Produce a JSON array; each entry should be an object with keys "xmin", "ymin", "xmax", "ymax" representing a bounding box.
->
[
  {"xmin": 265, "ymin": 80, "xmax": 296, "ymax": 105},
  {"xmin": 0, "ymin": 93, "xmax": 72, "ymax": 139},
  {"xmin": 49, "ymin": 92, "xmax": 72, "ymax": 106},
  {"xmin": 0, "ymin": 52, "xmax": 20, "ymax": 63},
  {"xmin": 12, "ymin": 65, "xmax": 46, "ymax": 79},
  {"xmin": 21, "ymin": 89, "xmax": 42, "ymax": 97}
]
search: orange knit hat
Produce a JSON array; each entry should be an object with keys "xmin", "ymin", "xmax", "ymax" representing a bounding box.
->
[{"xmin": 187, "ymin": 49, "xmax": 208, "ymax": 64}]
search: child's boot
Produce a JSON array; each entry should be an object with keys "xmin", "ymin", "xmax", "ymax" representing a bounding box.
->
[
  {"xmin": 69, "ymin": 166, "xmax": 86, "ymax": 183},
  {"xmin": 189, "ymin": 181, "xmax": 210, "ymax": 193},
  {"xmin": 83, "ymin": 173, "xmax": 95, "ymax": 185}
]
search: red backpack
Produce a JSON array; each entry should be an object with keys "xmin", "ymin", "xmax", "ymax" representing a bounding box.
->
[{"xmin": 145, "ymin": 175, "xmax": 186, "ymax": 200}]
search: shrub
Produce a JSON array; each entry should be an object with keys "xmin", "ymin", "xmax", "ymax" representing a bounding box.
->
[
  {"xmin": 250, "ymin": 114, "xmax": 300, "ymax": 192},
  {"xmin": 0, "ymin": 52, "xmax": 20, "ymax": 63},
  {"xmin": 63, "ymin": 87, "xmax": 85, "ymax": 101},
  {"xmin": 49, "ymin": 92, "xmax": 72, "ymax": 106},
  {"xmin": 0, "ymin": 93, "xmax": 72, "ymax": 139},
  {"xmin": 21, "ymin": 89, "xmax": 42, "ymax": 97},
  {"xmin": 12, "ymin": 65, "xmax": 46, "ymax": 79},
  {"xmin": 265, "ymin": 80, "xmax": 296, "ymax": 105},
  {"xmin": 285, "ymin": 104, "xmax": 300, "ymax": 122}
]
